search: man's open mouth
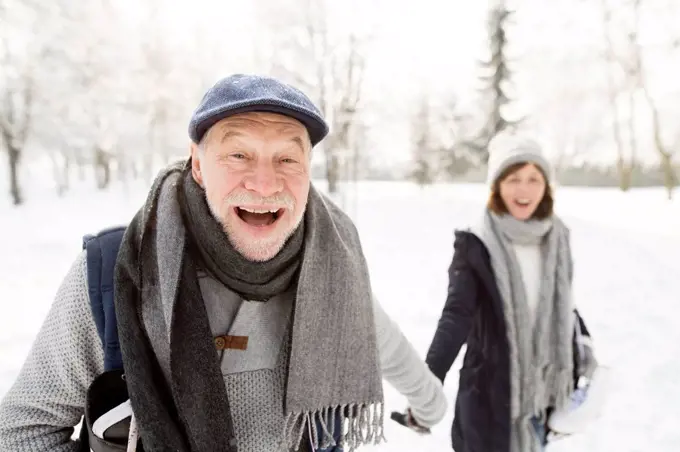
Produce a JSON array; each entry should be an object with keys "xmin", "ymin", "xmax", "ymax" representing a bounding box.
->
[
  {"xmin": 514, "ymin": 198, "xmax": 531, "ymax": 207},
  {"xmin": 234, "ymin": 207, "xmax": 284, "ymax": 227}
]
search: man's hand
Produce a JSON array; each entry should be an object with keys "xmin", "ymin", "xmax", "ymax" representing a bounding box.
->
[{"xmin": 389, "ymin": 409, "xmax": 431, "ymax": 435}]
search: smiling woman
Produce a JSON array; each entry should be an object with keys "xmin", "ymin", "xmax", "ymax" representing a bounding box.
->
[
  {"xmin": 424, "ymin": 131, "xmax": 601, "ymax": 452},
  {"xmin": 485, "ymin": 134, "xmax": 555, "ymax": 222},
  {"xmin": 488, "ymin": 162, "xmax": 554, "ymax": 221}
]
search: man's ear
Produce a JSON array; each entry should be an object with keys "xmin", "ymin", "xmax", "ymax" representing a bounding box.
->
[{"xmin": 190, "ymin": 143, "xmax": 204, "ymax": 187}]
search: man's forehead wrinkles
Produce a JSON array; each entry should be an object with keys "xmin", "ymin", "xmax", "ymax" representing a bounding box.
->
[{"xmin": 214, "ymin": 127, "xmax": 307, "ymax": 151}]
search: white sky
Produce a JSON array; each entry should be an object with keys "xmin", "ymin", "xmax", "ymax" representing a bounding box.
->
[
  {"xmin": 20, "ymin": 0, "xmax": 680, "ymax": 167},
  {"xmin": 117, "ymin": 0, "xmax": 490, "ymax": 167}
]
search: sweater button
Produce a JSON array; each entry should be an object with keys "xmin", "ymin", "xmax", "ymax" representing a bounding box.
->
[{"xmin": 214, "ymin": 336, "xmax": 226, "ymax": 350}]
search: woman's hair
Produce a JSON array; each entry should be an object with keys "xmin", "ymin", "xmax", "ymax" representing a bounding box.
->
[{"xmin": 487, "ymin": 161, "xmax": 554, "ymax": 220}]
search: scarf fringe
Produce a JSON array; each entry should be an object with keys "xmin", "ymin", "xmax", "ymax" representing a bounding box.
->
[
  {"xmin": 522, "ymin": 369, "xmax": 574, "ymax": 452},
  {"xmin": 519, "ymin": 414, "xmax": 542, "ymax": 452},
  {"xmin": 553, "ymin": 369, "xmax": 575, "ymax": 412},
  {"xmin": 283, "ymin": 402, "xmax": 386, "ymax": 452},
  {"xmin": 532, "ymin": 368, "xmax": 574, "ymax": 418}
]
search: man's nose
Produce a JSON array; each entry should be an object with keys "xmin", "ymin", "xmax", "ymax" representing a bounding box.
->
[{"xmin": 243, "ymin": 161, "xmax": 284, "ymax": 197}]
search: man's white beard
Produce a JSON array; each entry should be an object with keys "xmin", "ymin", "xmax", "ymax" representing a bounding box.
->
[{"xmin": 205, "ymin": 193, "xmax": 305, "ymax": 262}]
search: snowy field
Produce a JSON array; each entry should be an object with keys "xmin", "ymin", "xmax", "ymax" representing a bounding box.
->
[{"xmin": 1, "ymin": 180, "xmax": 679, "ymax": 451}]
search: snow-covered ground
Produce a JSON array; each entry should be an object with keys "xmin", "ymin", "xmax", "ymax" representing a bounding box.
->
[{"xmin": 1, "ymin": 180, "xmax": 679, "ymax": 451}]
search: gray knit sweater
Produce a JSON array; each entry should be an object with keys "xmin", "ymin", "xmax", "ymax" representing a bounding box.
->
[{"xmin": 0, "ymin": 252, "xmax": 446, "ymax": 451}]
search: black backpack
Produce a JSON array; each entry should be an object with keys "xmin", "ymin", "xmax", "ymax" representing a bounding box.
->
[{"xmin": 79, "ymin": 226, "xmax": 139, "ymax": 451}]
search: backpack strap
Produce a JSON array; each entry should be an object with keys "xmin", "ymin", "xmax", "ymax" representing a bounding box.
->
[{"xmin": 82, "ymin": 225, "xmax": 127, "ymax": 372}]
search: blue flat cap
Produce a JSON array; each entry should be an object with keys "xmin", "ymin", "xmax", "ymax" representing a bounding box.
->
[{"xmin": 188, "ymin": 74, "xmax": 329, "ymax": 147}]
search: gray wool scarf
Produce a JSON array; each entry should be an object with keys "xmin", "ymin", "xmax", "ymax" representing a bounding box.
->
[
  {"xmin": 472, "ymin": 210, "xmax": 574, "ymax": 452},
  {"xmin": 114, "ymin": 161, "xmax": 385, "ymax": 452}
]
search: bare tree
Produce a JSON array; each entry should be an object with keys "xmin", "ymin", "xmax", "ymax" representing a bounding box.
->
[
  {"xmin": 0, "ymin": 1, "xmax": 40, "ymax": 205},
  {"xmin": 140, "ymin": 25, "xmax": 173, "ymax": 183},
  {"xmin": 600, "ymin": 0, "xmax": 636, "ymax": 191},
  {"xmin": 49, "ymin": 147, "xmax": 71, "ymax": 196},
  {"xmin": 601, "ymin": 0, "xmax": 677, "ymax": 198},
  {"xmin": 0, "ymin": 64, "xmax": 34, "ymax": 205},
  {"xmin": 21, "ymin": 0, "xmax": 123, "ymax": 192},
  {"xmin": 255, "ymin": 0, "xmax": 371, "ymax": 195},
  {"xmin": 80, "ymin": 2, "xmax": 120, "ymax": 190},
  {"xmin": 410, "ymin": 96, "xmax": 437, "ymax": 186},
  {"xmin": 628, "ymin": 0, "xmax": 677, "ymax": 199},
  {"xmin": 439, "ymin": 99, "xmax": 476, "ymax": 180},
  {"xmin": 322, "ymin": 33, "xmax": 366, "ymax": 194},
  {"xmin": 134, "ymin": 0, "xmax": 194, "ymax": 183}
]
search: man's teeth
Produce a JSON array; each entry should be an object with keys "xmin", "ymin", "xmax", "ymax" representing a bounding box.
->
[
  {"xmin": 239, "ymin": 207, "xmax": 279, "ymax": 213},
  {"xmin": 517, "ymin": 199, "xmax": 530, "ymax": 205}
]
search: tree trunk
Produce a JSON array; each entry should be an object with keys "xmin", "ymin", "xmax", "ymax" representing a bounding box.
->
[
  {"xmin": 624, "ymin": 90, "xmax": 637, "ymax": 190},
  {"xmin": 63, "ymin": 155, "xmax": 71, "ymax": 193},
  {"xmin": 640, "ymin": 86, "xmax": 676, "ymax": 200},
  {"xmin": 52, "ymin": 151, "xmax": 70, "ymax": 197},
  {"xmin": 75, "ymin": 150, "xmax": 87, "ymax": 182},
  {"xmin": 659, "ymin": 152, "xmax": 676, "ymax": 200},
  {"xmin": 7, "ymin": 145, "xmax": 23, "ymax": 205},
  {"xmin": 94, "ymin": 147, "xmax": 111, "ymax": 190},
  {"xmin": 326, "ymin": 152, "xmax": 340, "ymax": 194},
  {"xmin": 100, "ymin": 161, "xmax": 111, "ymax": 189},
  {"xmin": 600, "ymin": 0, "xmax": 633, "ymax": 193},
  {"xmin": 617, "ymin": 157, "xmax": 632, "ymax": 192}
]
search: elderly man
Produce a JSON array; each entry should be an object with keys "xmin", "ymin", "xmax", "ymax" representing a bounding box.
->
[{"xmin": 0, "ymin": 74, "xmax": 446, "ymax": 452}]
